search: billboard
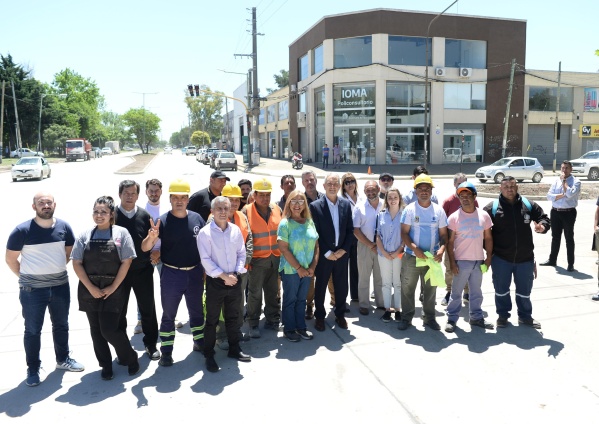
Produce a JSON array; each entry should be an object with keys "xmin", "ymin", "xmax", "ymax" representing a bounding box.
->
[{"xmin": 584, "ymin": 88, "xmax": 599, "ymax": 112}]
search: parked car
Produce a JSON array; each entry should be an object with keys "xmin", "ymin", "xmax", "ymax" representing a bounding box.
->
[
  {"xmin": 10, "ymin": 148, "xmax": 44, "ymax": 158},
  {"xmin": 185, "ymin": 145, "xmax": 197, "ymax": 156},
  {"xmin": 475, "ymin": 156, "xmax": 544, "ymax": 184},
  {"xmin": 11, "ymin": 157, "xmax": 51, "ymax": 182},
  {"xmin": 196, "ymin": 148, "xmax": 206, "ymax": 162},
  {"xmin": 101, "ymin": 147, "xmax": 113, "ymax": 155},
  {"xmin": 214, "ymin": 152, "xmax": 237, "ymax": 171},
  {"xmin": 209, "ymin": 150, "xmax": 228, "ymax": 168},
  {"xmin": 569, "ymin": 150, "xmax": 599, "ymax": 180}
]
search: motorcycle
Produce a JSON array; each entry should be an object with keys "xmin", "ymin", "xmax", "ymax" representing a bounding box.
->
[{"xmin": 292, "ymin": 152, "xmax": 303, "ymax": 169}]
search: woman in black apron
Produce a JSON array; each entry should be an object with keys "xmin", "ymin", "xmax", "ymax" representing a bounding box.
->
[{"xmin": 72, "ymin": 196, "xmax": 139, "ymax": 380}]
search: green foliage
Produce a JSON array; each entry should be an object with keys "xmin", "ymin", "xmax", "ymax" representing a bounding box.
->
[
  {"xmin": 52, "ymin": 68, "xmax": 104, "ymax": 138},
  {"xmin": 191, "ymin": 130, "xmax": 210, "ymax": 147},
  {"xmin": 185, "ymin": 85, "xmax": 224, "ymax": 141},
  {"xmin": 169, "ymin": 127, "xmax": 192, "ymax": 148},
  {"xmin": 273, "ymin": 69, "xmax": 289, "ymax": 88},
  {"xmin": 122, "ymin": 108, "xmax": 161, "ymax": 153}
]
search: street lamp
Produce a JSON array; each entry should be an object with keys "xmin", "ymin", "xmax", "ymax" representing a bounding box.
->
[
  {"xmin": 38, "ymin": 92, "xmax": 67, "ymax": 153},
  {"xmin": 423, "ymin": 0, "xmax": 458, "ymax": 168}
]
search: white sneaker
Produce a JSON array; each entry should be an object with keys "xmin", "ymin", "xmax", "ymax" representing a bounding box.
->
[
  {"xmin": 133, "ymin": 320, "xmax": 142, "ymax": 334},
  {"xmin": 56, "ymin": 357, "xmax": 85, "ymax": 372}
]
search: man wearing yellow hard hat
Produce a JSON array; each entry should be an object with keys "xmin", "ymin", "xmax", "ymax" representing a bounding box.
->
[{"xmin": 142, "ymin": 178, "xmax": 206, "ymax": 367}]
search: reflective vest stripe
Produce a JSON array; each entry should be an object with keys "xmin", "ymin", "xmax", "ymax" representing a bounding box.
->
[{"xmin": 247, "ymin": 203, "xmax": 281, "ymax": 258}]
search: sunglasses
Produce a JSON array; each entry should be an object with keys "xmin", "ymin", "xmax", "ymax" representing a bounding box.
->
[
  {"xmin": 344, "ymin": 180, "xmax": 356, "ymax": 185},
  {"xmin": 380, "ymin": 177, "xmax": 393, "ymax": 182}
]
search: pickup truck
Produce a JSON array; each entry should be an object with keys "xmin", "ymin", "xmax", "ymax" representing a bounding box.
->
[
  {"xmin": 570, "ymin": 150, "xmax": 599, "ymax": 180},
  {"xmin": 443, "ymin": 148, "xmax": 476, "ymax": 163}
]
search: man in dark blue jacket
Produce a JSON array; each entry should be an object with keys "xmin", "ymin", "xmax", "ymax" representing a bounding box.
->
[{"xmin": 483, "ymin": 176, "xmax": 550, "ymax": 329}]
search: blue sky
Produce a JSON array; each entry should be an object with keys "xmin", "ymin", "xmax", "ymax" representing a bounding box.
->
[{"xmin": 3, "ymin": 0, "xmax": 598, "ymax": 140}]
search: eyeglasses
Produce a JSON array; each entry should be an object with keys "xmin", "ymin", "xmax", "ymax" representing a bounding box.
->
[
  {"xmin": 289, "ymin": 200, "xmax": 305, "ymax": 206},
  {"xmin": 93, "ymin": 210, "xmax": 110, "ymax": 216},
  {"xmin": 344, "ymin": 180, "xmax": 356, "ymax": 185},
  {"xmin": 214, "ymin": 207, "xmax": 230, "ymax": 213}
]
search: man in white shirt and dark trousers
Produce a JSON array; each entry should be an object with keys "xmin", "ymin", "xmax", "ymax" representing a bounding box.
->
[
  {"xmin": 198, "ymin": 196, "xmax": 251, "ymax": 372},
  {"xmin": 540, "ymin": 160, "xmax": 581, "ymax": 272}
]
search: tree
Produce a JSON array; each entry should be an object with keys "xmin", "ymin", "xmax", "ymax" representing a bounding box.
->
[
  {"xmin": 122, "ymin": 108, "xmax": 161, "ymax": 153},
  {"xmin": 52, "ymin": 68, "xmax": 104, "ymax": 139},
  {"xmin": 169, "ymin": 127, "xmax": 192, "ymax": 148},
  {"xmin": 273, "ymin": 69, "xmax": 289, "ymax": 88},
  {"xmin": 185, "ymin": 85, "xmax": 224, "ymax": 141},
  {"xmin": 43, "ymin": 124, "xmax": 77, "ymax": 156},
  {"xmin": 191, "ymin": 130, "xmax": 210, "ymax": 147},
  {"xmin": 97, "ymin": 111, "xmax": 128, "ymax": 147}
]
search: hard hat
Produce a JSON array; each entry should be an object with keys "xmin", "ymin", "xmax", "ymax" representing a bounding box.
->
[
  {"xmin": 413, "ymin": 174, "xmax": 434, "ymax": 188},
  {"xmin": 253, "ymin": 178, "xmax": 272, "ymax": 192},
  {"xmin": 169, "ymin": 179, "xmax": 190, "ymax": 195},
  {"xmin": 222, "ymin": 183, "xmax": 242, "ymax": 198},
  {"xmin": 456, "ymin": 181, "xmax": 477, "ymax": 196}
]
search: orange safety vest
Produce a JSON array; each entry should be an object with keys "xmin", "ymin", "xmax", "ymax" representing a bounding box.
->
[
  {"xmin": 232, "ymin": 211, "xmax": 250, "ymax": 243},
  {"xmin": 246, "ymin": 203, "xmax": 281, "ymax": 258}
]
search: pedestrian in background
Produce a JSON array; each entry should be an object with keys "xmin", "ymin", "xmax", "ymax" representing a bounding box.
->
[
  {"xmin": 6, "ymin": 192, "xmax": 85, "ymax": 387},
  {"xmin": 541, "ymin": 160, "xmax": 581, "ymax": 272},
  {"xmin": 322, "ymin": 143, "xmax": 330, "ymax": 169},
  {"xmin": 278, "ymin": 190, "xmax": 319, "ymax": 342}
]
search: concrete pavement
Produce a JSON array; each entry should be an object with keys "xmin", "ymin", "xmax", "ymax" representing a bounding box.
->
[{"xmin": 1, "ymin": 152, "xmax": 599, "ymax": 422}]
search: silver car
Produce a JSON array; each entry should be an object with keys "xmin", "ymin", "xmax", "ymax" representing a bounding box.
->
[
  {"xmin": 214, "ymin": 152, "xmax": 237, "ymax": 171},
  {"xmin": 475, "ymin": 156, "xmax": 544, "ymax": 184},
  {"xmin": 12, "ymin": 157, "xmax": 51, "ymax": 182}
]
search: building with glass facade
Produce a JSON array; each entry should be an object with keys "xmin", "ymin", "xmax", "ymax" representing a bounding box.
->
[{"xmin": 288, "ymin": 9, "xmax": 527, "ymax": 165}]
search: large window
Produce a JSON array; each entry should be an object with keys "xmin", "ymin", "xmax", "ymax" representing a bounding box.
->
[
  {"xmin": 299, "ymin": 54, "xmax": 309, "ymax": 80},
  {"xmin": 314, "ymin": 88, "xmax": 326, "ymax": 163},
  {"xmin": 444, "ymin": 83, "xmax": 486, "ymax": 110},
  {"xmin": 445, "ymin": 39, "xmax": 487, "ymax": 69},
  {"xmin": 529, "ymin": 87, "xmax": 574, "ymax": 112},
  {"xmin": 278, "ymin": 100, "xmax": 288, "ymax": 121},
  {"xmin": 333, "ymin": 83, "xmax": 376, "ymax": 165},
  {"xmin": 299, "ymin": 92, "xmax": 306, "ymax": 113},
  {"xmin": 313, "ymin": 44, "xmax": 324, "ymax": 74},
  {"xmin": 334, "ymin": 36, "xmax": 372, "ymax": 69},
  {"xmin": 267, "ymin": 104, "xmax": 276, "ymax": 123},
  {"xmin": 258, "ymin": 108, "xmax": 265, "ymax": 125},
  {"xmin": 388, "ymin": 36, "xmax": 431, "ymax": 66},
  {"xmin": 386, "ymin": 82, "xmax": 426, "ymax": 164}
]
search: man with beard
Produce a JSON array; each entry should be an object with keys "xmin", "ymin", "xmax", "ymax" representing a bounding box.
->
[
  {"xmin": 6, "ymin": 192, "xmax": 85, "ymax": 386},
  {"xmin": 238, "ymin": 179, "xmax": 253, "ymax": 211},
  {"xmin": 188, "ymin": 171, "xmax": 230, "ymax": 221},
  {"xmin": 278, "ymin": 175, "xmax": 296, "ymax": 210}
]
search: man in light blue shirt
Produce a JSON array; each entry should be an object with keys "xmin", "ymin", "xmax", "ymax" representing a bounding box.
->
[
  {"xmin": 198, "ymin": 196, "xmax": 250, "ymax": 372},
  {"xmin": 540, "ymin": 161, "xmax": 581, "ymax": 272}
]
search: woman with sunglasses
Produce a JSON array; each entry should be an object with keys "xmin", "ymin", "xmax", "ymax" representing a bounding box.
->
[
  {"xmin": 71, "ymin": 196, "xmax": 139, "ymax": 380},
  {"xmin": 375, "ymin": 188, "xmax": 405, "ymax": 322},
  {"xmin": 340, "ymin": 173, "xmax": 360, "ymax": 302},
  {"xmin": 277, "ymin": 190, "xmax": 319, "ymax": 342}
]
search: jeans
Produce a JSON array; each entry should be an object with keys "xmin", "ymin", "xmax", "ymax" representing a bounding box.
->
[
  {"xmin": 323, "ymin": 156, "xmax": 329, "ymax": 168},
  {"xmin": 281, "ymin": 272, "xmax": 310, "ymax": 332},
  {"xmin": 446, "ymin": 260, "xmax": 484, "ymax": 322},
  {"xmin": 549, "ymin": 208, "xmax": 577, "ymax": 266},
  {"xmin": 377, "ymin": 255, "xmax": 401, "ymax": 310},
  {"xmin": 20, "ymin": 283, "xmax": 71, "ymax": 371},
  {"xmin": 491, "ymin": 255, "xmax": 534, "ymax": 320}
]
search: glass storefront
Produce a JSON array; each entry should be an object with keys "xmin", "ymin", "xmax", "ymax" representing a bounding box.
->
[
  {"xmin": 314, "ymin": 88, "xmax": 325, "ymax": 163},
  {"xmin": 281, "ymin": 130, "xmax": 290, "ymax": 158},
  {"xmin": 529, "ymin": 87, "xmax": 574, "ymax": 112},
  {"xmin": 385, "ymin": 82, "xmax": 427, "ymax": 164},
  {"xmin": 333, "ymin": 83, "xmax": 376, "ymax": 165},
  {"xmin": 442, "ymin": 126, "xmax": 484, "ymax": 163},
  {"xmin": 268, "ymin": 131, "xmax": 276, "ymax": 158}
]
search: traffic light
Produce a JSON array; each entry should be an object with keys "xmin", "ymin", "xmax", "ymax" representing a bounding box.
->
[
  {"xmin": 194, "ymin": 85, "xmax": 200, "ymax": 97},
  {"xmin": 187, "ymin": 84, "xmax": 194, "ymax": 97}
]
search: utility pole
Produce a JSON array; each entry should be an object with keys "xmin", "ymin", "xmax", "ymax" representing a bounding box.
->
[
  {"xmin": 133, "ymin": 91, "xmax": 158, "ymax": 153},
  {"xmin": 234, "ymin": 7, "xmax": 262, "ymax": 166},
  {"xmin": 501, "ymin": 58, "xmax": 516, "ymax": 158},
  {"xmin": 11, "ymin": 81, "xmax": 22, "ymax": 154},
  {"xmin": 552, "ymin": 61, "xmax": 562, "ymax": 172},
  {"xmin": 0, "ymin": 81, "xmax": 5, "ymax": 163}
]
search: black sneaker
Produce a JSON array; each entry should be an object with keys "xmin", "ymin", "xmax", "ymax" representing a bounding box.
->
[
  {"xmin": 445, "ymin": 320, "xmax": 456, "ymax": 333},
  {"xmin": 496, "ymin": 316, "xmax": 509, "ymax": 328},
  {"xmin": 470, "ymin": 318, "xmax": 494, "ymax": 329},
  {"xmin": 518, "ymin": 317, "xmax": 541, "ymax": 329},
  {"xmin": 296, "ymin": 329, "xmax": 314, "ymax": 340},
  {"xmin": 26, "ymin": 368, "xmax": 41, "ymax": 387},
  {"xmin": 206, "ymin": 356, "xmax": 219, "ymax": 373},
  {"xmin": 128, "ymin": 361, "xmax": 140, "ymax": 376},
  {"xmin": 145, "ymin": 346, "xmax": 161, "ymax": 361},
  {"xmin": 394, "ymin": 311, "xmax": 401, "ymax": 321},
  {"xmin": 101, "ymin": 367, "xmax": 114, "ymax": 381},
  {"xmin": 381, "ymin": 311, "xmax": 392, "ymax": 323},
  {"xmin": 159, "ymin": 353, "xmax": 173, "ymax": 367},
  {"xmin": 285, "ymin": 331, "xmax": 301, "ymax": 342}
]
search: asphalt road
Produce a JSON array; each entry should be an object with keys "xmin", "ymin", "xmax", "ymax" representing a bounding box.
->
[{"xmin": 1, "ymin": 151, "xmax": 598, "ymax": 423}]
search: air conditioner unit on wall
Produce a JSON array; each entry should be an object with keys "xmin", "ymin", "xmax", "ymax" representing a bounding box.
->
[
  {"xmin": 435, "ymin": 67, "xmax": 445, "ymax": 77},
  {"xmin": 297, "ymin": 112, "xmax": 306, "ymax": 127},
  {"xmin": 460, "ymin": 67, "xmax": 473, "ymax": 78}
]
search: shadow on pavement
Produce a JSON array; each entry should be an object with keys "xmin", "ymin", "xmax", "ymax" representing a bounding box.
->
[{"xmin": 0, "ymin": 370, "xmax": 65, "ymax": 417}]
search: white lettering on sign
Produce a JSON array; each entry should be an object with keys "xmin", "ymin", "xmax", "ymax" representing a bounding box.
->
[{"xmin": 342, "ymin": 88, "xmax": 368, "ymax": 98}]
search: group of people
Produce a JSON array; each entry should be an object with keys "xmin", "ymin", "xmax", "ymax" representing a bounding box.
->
[{"xmin": 6, "ymin": 160, "xmax": 585, "ymax": 386}]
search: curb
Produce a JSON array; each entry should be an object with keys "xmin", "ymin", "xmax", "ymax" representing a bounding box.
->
[{"xmin": 114, "ymin": 153, "xmax": 158, "ymax": 175}]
